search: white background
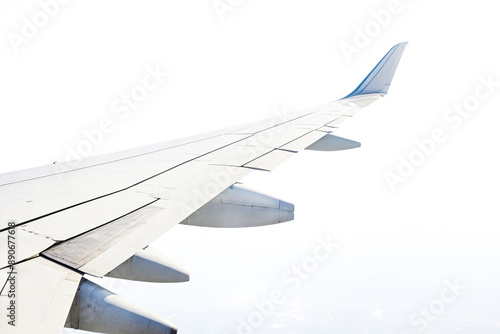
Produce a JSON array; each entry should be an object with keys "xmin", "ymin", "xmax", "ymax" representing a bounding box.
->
[{"xmin": 1, "ymin": 1, "xmax": 500, "ymax": 333}]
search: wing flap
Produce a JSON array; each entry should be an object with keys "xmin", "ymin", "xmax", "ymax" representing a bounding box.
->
[
  {"xmin": 43, "ymin": 166, "xmax": 252, "ymax": 277},
  {"xmin": 280, "ymin": 131, "xmax": 328, "ymax": 151},
  {"xmin": 199, "ymin": 145, "xmax": 274, "ymax": 166},
  {"xmin": 244, "ymin": 149, "xmax": 296, "ymax": 171},
  {"xmin": 22, "ymin": 192, "xmax": 157, "ymax": 242},
  {"xmin": 43, "ymin": 205, "xmax": 165, "ymax": 271}
]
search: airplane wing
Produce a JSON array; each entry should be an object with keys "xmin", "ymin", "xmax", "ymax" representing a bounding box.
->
[{"xmin": 0, "ymin": 42, "xmax": 407, "ymax": 334}]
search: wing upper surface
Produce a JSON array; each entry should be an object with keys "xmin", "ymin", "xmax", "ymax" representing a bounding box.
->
[{"xmin": 0, "ymin": 95, "xmax": 379, "ymax": 274}]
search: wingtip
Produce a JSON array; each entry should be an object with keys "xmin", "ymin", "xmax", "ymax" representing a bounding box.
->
[{"xmin": 342, "ymin": 41, "xmax": 408, "ymax": 99}]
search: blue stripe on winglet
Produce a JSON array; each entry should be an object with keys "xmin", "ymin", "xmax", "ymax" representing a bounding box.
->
[{"xmin": 343, "ymin": 42, "xmax": 408, "ymax": 99}]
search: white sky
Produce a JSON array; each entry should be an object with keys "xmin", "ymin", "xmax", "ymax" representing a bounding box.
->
[{"xmin": 1, "ymin": 1, "xmax": 500, "ymax": 333}]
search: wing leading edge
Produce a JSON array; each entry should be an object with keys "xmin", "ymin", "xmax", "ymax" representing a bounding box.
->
[{"xmin": 0, "ymin": 42, "xmax": 407, "ymax": 333}]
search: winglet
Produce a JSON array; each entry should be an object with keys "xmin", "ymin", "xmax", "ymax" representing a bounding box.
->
[{"xmin": 343, "ymin": 42, "xmax": 408, "ymax": 99}]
